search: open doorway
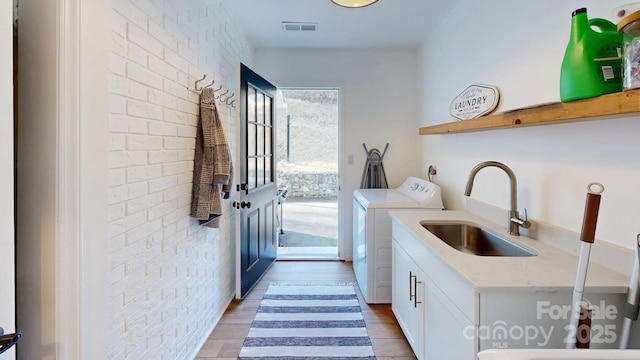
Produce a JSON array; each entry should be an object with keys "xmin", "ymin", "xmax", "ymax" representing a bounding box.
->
[{"xmin": 276, "ymin": 88, "xmax": 339, "ymax": 260}]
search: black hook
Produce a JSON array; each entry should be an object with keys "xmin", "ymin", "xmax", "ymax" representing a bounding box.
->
[
  {"xmin": 217, "ymin": 89, "xmax": 230, "ymax": 99},
  {"xmin": 221, "ymin": 92, "xmax": 234, "ymax": 102},
  {"xmin": 194, "ymin": 74, "xmax": 207, "ymax": 91}
]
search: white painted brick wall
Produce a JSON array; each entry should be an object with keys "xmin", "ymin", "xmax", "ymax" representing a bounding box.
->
[{"xmin": 108, "ymin": 0, "xmax": 252, "ymax": 358}]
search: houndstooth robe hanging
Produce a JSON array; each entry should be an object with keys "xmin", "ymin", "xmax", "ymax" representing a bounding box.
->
[{"xmin": 191, "ymin": 87, "xmax": 234, "ymax": 228}]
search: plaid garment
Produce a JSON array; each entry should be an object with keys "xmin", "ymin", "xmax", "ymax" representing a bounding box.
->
[{"xmin": 191, "ymin": 87, "xmax": 234, "ymax": 228}]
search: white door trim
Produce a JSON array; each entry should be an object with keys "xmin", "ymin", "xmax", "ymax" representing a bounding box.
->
[
  {"xmin": 57, "ymin": 0, "xmax": 109, "ymax": 358},
  {"xmin": 56, "ymin": 0, "xmax": 81, "ymax": 357},
  {"xmin": 270, "ymin": 82, "xmax": 346, "ymax": 260},
  {"xmin": 0, "ymin": 0, "xmax": 15, "ymax": 357}
]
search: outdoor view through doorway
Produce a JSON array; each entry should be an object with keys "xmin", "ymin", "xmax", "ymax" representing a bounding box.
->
[{"xmin": 276, "ymin": 88, "xmax": 339, "ymax": 260}]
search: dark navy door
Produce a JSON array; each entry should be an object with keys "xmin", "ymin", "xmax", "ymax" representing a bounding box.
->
[{"xmin": 236, "ymin": 63, "xmax": 277, "ymax": 298}]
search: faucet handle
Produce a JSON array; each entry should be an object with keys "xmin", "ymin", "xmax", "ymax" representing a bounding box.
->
[
  {"xmin": 519, "ymin": 208, "xmax": 531, "ymax": 229},
  {"xmin": 510, "ymin": 208, "xmax": 532, "ymax": 230}
]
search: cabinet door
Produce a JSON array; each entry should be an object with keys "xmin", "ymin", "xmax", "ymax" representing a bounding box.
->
[
  {"xmin": 424, "ymin": 278, "xmax": 477, "ymax": 360},
  {"xmin": 392, "ymin": 241, "xmax": 425, "ymax": 359}
]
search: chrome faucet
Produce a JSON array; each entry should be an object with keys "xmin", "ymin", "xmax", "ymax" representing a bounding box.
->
[{"xmin": 464, "ymin": 161, "xmax": 531, "ymax": 236}]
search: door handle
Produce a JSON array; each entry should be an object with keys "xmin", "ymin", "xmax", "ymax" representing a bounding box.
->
[{"xmin": 232, "ymin": 201, "xmax": 252, "ymax": 209}]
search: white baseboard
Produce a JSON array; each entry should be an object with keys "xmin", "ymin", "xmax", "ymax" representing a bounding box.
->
[{"xmin": 189, "ymin": 292, "xmax": 235, "ymax": 360}]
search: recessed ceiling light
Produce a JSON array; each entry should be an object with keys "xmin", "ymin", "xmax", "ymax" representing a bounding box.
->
[{"xmin": 331, "ymin": 0, "xmax": 378, "ymax": 8}]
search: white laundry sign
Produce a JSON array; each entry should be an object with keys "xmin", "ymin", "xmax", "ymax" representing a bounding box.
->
[{"xmin": 449, "ymin": 84, "xmax": 500, "ymax": 120}]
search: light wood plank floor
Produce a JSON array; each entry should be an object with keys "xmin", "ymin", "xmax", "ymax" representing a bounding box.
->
[{"xmin": 195, "ymin": 260, "xmax": 416, "ymax": 359}]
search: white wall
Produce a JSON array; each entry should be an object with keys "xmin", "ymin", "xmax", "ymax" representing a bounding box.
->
[
  {"xmin": 108, "ymin": 1, "xmax": 251, "ymax": 358},
  {"xmin": 0, "ymin": 0, "xmax": 14, "ymax": 358},
  {"xmin": 418, "ymin": 0, "xmax": 640, "ymax": 251},
  {"xmin": 255, "ymin": 49, "xmax": 420, "ymax": 259}
]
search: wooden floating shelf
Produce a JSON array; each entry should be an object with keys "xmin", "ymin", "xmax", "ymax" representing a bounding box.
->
[{"xmin": 419, "ymin": 89, "xmax": 640, "ymax": 135}]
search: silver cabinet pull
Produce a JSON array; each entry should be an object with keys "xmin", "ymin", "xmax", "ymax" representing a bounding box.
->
[
  {"xmin": 413, "ymin": 278, "xmax": 422, "ymax": 308},
  {"xmin": 409, "ymin": 271, "xmax": 416, "ymax": 301},
  {"xmin": 410, "ymin": 271, "xmax": 422, "ymax": 308}
]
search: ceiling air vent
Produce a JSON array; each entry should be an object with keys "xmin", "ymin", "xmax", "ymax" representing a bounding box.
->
[{"xmin": 282, "ymin": 22, "xmax": 318, "ymax": 32}]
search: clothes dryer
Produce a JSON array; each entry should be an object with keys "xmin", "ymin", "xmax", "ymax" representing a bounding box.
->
[{"xmin": 353, "ymin": 177, "xmax": 443, "ymax": 304}]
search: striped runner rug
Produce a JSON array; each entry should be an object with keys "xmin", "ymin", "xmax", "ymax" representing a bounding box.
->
[{"xmin": 238, "ymin": 284, "xmax": 377, "ymax": 359}]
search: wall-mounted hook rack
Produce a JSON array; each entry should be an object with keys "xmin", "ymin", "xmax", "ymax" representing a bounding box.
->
[{"xmin": 187, "ymin": 75, "xmax": 235, "ymax": 107}]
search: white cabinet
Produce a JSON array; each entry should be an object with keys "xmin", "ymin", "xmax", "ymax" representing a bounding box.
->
[
  {"xmin": 392, "ymin": 242, "xmax": 425, "ymax": 357},
  {"xmin": 392, "ymin": 236, "xmax": 476, "ymax": 360},
  {"xmin": 424, "ymin": 275, "xmax": 476, "ymax": 360},
  {"xmin": 391, "ymin": 217, "xmax": 628, "ymax": 360}
]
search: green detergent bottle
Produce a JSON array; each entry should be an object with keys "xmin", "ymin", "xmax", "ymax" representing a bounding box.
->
[{"xmin": 560, "ymin": 8, "xmax": 623, "ymax": 102}]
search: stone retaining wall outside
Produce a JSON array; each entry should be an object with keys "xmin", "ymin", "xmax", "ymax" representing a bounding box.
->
[{"xmin": 278, "ymin": 171, "xmax": 338, "ymax": 198}]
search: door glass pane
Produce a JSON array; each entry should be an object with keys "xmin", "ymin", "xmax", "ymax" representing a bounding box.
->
[
  {"xmin": 248, "ymin": 87, "xmax": 257, "ymax": 158},
  {"xmin": 257, "ymin": 157, "xmax": 265, "ymax": 186},
  {"xmin": 257, "ymin": 125, "xmax": 264, "ymax": 157},
  {"xmin": 248, "ymin": 86, "xmax": 256, "ymax": 120},
  {"xmin": 265, "ymin": 155, "xmax": 272, "ymax": 184},
  {"xmin": 264, "ymin": 96, "xmax": 272, "ymax": 184},
  {"xmin": 257, "ymin": 93, "xmax": 265, "ymax": 124},
  {"xmin": 265, "ymin": 96, "xmax": 272, "ymax": 126},
  {"xmin": 248, "ymin": 157, "xmax": 257, "ymax": 190},
  {"xmin": 265, "ymin": 126, "xmax": 272, "ymax": 159},
  {"xmin": 248, "ymin": 123, "xmax": 256, "ymax": 156}
]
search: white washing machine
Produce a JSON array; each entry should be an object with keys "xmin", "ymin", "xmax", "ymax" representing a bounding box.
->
[{"xmin": 353, "ymin": 176, "xmax": 443, "ymax": 304}]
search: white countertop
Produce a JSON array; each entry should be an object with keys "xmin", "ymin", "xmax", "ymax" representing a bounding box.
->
[
  {"xmin": 389, "ymin": 210, "xmax": 630, "ymax": 293},
  {"xmin": 478, "ymin": 349, "xmax": 640, "ymax": 360}
]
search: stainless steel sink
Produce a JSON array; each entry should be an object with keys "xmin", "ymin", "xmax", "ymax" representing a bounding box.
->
[{"xmin": 420, "ymin": 222, "xmax": 537, "ymax": 257}]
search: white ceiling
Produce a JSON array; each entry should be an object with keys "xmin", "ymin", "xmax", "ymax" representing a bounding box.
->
[{"xmin": 227, "ymin": 0, "xmax": 460, "ymax": 49}]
